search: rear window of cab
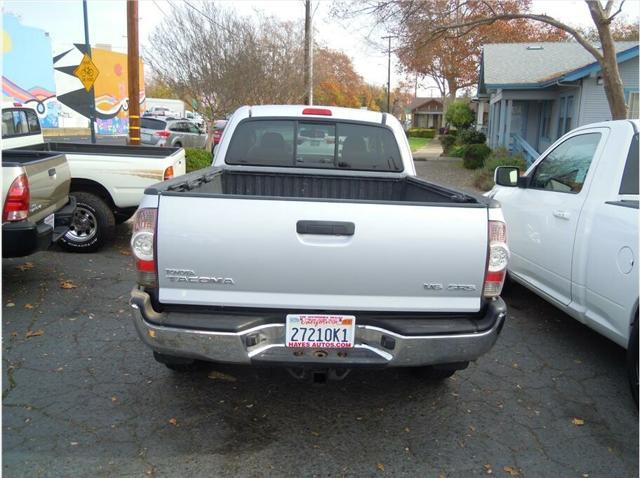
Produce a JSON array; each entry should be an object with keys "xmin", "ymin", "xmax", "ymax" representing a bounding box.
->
[
  {"xmin": 225, "ymin": 119, "xmax": 403, "ymax": 172},
  {"xmin": 2, "ymin": 108, "xmax": 41, "ymax": 138}
]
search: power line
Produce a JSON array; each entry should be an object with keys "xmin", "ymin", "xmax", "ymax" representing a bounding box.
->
[{"xmin": 152, "ymin": 0, "xmax": 169, "ymax": 18}]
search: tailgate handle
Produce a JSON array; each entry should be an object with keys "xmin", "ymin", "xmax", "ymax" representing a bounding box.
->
[
  {"xmin": 48, "ymin": 168, "xmax": 56, "ymax": 177},
  {"xmin": 296, "ymin": 220, "xmax": 355, "ymax": 236}
]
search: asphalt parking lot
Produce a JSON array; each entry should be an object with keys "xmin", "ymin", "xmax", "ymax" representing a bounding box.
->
[{"xmin": 2, "ymin": 173, "xmax": 638, "ymax": 478}]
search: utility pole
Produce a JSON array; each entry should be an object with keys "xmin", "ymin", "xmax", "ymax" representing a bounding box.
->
[
  {"xmin": 303, "ymin": 0, "xmax": 313, "ymax": 105},
  {"xmin": 127, "ymin": 0, "xmax": 140, "ymax": 145},
  {"xmin": 382, "ymin": 35, "xmax": 396, "ymax": 113},
  {"xmin": 82, "ymin": 0, "xmax": 96, "ymax": 144}
]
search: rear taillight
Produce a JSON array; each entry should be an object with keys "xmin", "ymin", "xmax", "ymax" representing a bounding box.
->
[
  {"xmin": 483, "ymin": 220, "xmax": 509, "ymax": 298},
  {"xmin": 3, "ymin": 174, "xmax": 30, "ymax": 222},
  {"xmin": 155, "ymin": 130, "xmax": 170, "ymax": 138},
  {"xmin": 213, "ymin": 130, "xmax": 222, "ymax": 144},
  {"xmin": 131, "ymin": 208, "xmax": 157, "ymax": 287},
  {"xmin": 163, "ymin": 166, "xmax": 174, "ymax": 181}
]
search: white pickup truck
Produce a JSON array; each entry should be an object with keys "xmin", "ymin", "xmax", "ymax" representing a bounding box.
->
[
  {"xmin": 129, "ymin": 105, "xmax": 509, "ymax": 382},
  {"xmin": 2, "ymin": 104, "xmax": 186, "ymax": 252},
  {"xmin": 490, "ymin": 119, "xmax": 638, "ymax": 401}
]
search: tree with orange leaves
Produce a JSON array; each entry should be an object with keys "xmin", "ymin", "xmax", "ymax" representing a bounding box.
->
[{"xmin": 393, "ymin": 0, "xmax": 566, "ymax": 100}]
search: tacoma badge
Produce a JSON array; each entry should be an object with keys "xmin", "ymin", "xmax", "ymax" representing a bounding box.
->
[{"xmin": 165, "ymin": 269, "xmax": 235, "ymax": 285}]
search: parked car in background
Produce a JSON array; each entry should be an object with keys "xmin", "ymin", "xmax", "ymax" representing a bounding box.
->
[
  {"xmin": 489, "ymin": 119, "xmax": 639, "ymax": 402},
  {"xmin": 185, "ymin": 110, "xmax": 205, "ymax": 130},
  {"xmin": 3, "ymin": 104, "xmax": 186, "ymax": 252},
  {"xmin": 210, "ymin": 119, "xmax": 227, "ymax": 155},
  {"xmin": 141, "ymin": 117, "xmax": 207, "ymax": 149},
  {"xmin": 130, "ymin": 105, "xmax": 509, "ymax": 384},
  {"xmin": 2, "ymin": 144, "xmax": 76, "ymax": 258},
  {"xmin": 145, "ymin": 98, "xmax": 186, "ymax": 118}
]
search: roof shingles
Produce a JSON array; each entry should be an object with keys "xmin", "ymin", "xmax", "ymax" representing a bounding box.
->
[{"xmin": 483, "ymin": 41, "xmax": 637, "ymax": 86}]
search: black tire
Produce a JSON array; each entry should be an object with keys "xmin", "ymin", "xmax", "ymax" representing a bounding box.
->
[
  {"xmin": 153, "ymin": 352, "xmax": 196, "ymax": 372},
  {"xmin": 412, "ymin": 362, "xmax": 469, "ymax": 380},
  {"xmin": 627, "ymin": 319, "xmax": 638, "ymax": 405},
  {"xmin": 174, "ymin": 142, "xmax": 182, "ymax": 148},
  {"xmin": 59, "ymin": 191, "xmax": 115, "ymax": 253}
]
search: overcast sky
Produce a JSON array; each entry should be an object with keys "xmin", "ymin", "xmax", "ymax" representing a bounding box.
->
[{"xmin": 4, "ymin": 0, "xmax": 639, "ymax": 96}]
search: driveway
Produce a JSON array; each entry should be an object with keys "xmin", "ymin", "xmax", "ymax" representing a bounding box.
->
[{"xmin": 2, "ymin": 164, "xmax": 637, "ymax": 477}]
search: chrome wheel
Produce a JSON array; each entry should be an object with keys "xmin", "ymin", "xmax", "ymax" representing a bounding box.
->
[{"xmin": 65, "ymin": 205, "xmax": 98, "ymax": 242}]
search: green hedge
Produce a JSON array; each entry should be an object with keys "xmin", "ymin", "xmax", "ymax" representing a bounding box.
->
[
  {"xmin": 473, "ymin": 147, "xmax": 526, "ymax": 190},
  {"xmin": 406, "ymin": 128, "xmax": 436, "ymax": 139},
  {"xmin": 185, "ymin": 148, "xmax": 212, "ymax": 172},
  {"xmin": 456, "ymin": 129, "xmax": 486, "ymax": 146},
  {"xmin": 462, "ymin": 144, "xmax": 491, "ymax": 169}
]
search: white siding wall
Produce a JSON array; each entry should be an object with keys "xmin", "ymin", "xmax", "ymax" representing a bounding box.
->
[{"xmin": 579, "ymin": 57, "xmax": 638, "ymax": 126}]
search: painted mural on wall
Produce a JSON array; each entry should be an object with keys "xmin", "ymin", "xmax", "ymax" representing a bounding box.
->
[
  {"xmin": 92, "ymin": 48, "xmax": 145, "ymax": 135},
  {"xmin": 2, "ymin": 14, "xmax": 59, "ymax": 127},
  {"xmin": 2, "ymin": 13, "xmax": 145, "ymax": 134}
]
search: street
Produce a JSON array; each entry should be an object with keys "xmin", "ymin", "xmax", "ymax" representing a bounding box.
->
[{"xmin": 2, "ymin": 167, "xmax": 637, "ymax": 478}]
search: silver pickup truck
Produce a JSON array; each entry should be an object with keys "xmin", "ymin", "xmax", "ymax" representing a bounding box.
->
[
  {"xmin": 130, "ymin": 105, "xmax": 508, "ymax": 382},
  {"xmin": 2, "ymin": 150, "xmax": 76, "ymax": 257}
]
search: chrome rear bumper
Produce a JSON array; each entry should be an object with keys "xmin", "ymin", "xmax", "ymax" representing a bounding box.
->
[{"xmin": 130, "ymin": 288, "xmax": 506, "ymax": 367}]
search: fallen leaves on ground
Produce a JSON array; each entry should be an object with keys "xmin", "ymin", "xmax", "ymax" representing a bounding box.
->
[
  {"xmin": 503, "ymin": 466, "xmax": 520, "ymax": 476},
  {"xmin": 207, "ymin": 370, "xmax": 237, "ymax": 382},
  {"xmin": 16, "ymin": 262, "xmax": 34, "ymax": 271},
  {"xmin": 24, "ymin": 303, "xmax": 34, "ymax": 309},
  {"xmin": 168, "ymin": 417, "xmax": 178, "ymax": 426},
  {"xmin": 60, "ymin": 280, "xmax": 78, "ymax": 289},
  {"xmin": 572, "ymin": 418, "xmax": 585, "ymax": 426},
  {"xmin": 483, "ymin": 463, "xmax": 493, "ymax": 474},
  {"xmin": 6, "ymin": 303, "xmax": 15, "ymax": 308},
  {"xmin": 376, "ymin": 463, "xmax": 385, "ymax": 472},
  {"xmin": 25, "ymin": 329, "xmax": 44, "ymax": 338},
  {"xmin": 119, "ymin": 249, "xmax": 132, "ymax": 256}
]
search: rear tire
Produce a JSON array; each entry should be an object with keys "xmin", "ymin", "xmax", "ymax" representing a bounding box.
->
[
  {"xmin": 412, "ymin": 362, "xmax": 468, "ymax": 380},
  {"xmin": 153, "ymin": 352, "xmax": 196, "ymax": 372},
  {"xmin": 59, "ymin": 192, "xmax": 115, "ymax": 253},
  {"xmin": 627, "ymin": 319, "xmax": 638, "ymax": 405}
]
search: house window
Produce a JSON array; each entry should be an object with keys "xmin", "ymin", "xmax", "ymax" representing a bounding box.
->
[
  {"xmin": 557, "ymin": 95, "xmax": 574, "ymax": 137},
  {"xmin": 628, "ymin": 92, "xmax": 639, "ymax": 119},
  {"xmin": 540, "ymin": 101, "xmax": 552, "ymax": 139}
]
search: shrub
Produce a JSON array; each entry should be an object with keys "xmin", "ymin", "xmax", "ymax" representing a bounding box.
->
[
  {"xmin": 456, "ymin": 129, "xmax": 486, "ymax": 145},
  {"xmin": 449, "ymin": 145, "xmax": 467, "ymax": 158},
  {"xmin": 406, "ymin": 128, "xmax": 436, "ymax": 139},
  {"xmin": 462, "ymin": 143, "xmax": 491, "ymax": 169},
  {"xmin": 185, "ymin": 148, "xmax": 212, "ymax": 172},
  {"xmin": 473, "ymin": 147, "xmax": 527, "ymax": 190},
  {"xmin": 445, "ymin": 100, "xmax": 474, "ymax": 129},
  {"xmin": 440, "ymin": 134, "xmax": 457, "ymax": 154}
]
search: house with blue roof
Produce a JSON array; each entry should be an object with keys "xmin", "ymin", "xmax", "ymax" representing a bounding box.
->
[{"xmin": 476, "ymin": 41, "xmax": 639, "ymax": 164}]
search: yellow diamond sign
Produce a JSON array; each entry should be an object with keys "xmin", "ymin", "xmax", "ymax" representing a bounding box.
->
[{"xmin": 73, "ymin": 54, "xmax": 99, "ymax": 92}]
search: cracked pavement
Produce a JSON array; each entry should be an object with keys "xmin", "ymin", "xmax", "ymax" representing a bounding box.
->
[{"xmin": 2, "ymin": 209, "xmax": 637, "ymax": 477}]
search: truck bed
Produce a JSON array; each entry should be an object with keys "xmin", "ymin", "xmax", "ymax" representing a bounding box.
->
[
  {"xmin": 149, "ymin": 167, "xmax": 483, "ymax": 206},
  {"xmin": 2, "ymin": 150, "xmax": 66, "ymax": 166},
  {"xmin": 17, "ymin": 142, "xmax": 181, "ymax": 158}
]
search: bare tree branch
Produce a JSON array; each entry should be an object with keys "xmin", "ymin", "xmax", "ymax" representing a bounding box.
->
[{"xmin": 427, "ymin": 12, "xmax": 604, "ymax": 62}]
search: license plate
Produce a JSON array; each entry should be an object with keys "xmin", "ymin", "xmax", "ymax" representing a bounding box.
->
[
  {"xmin": 44, "ymin": 213, "xmax": 54, "ymax": 229},
  {"xmin": 310, "ymin": 140, "xmax": 320, "ymax": 146},
  {"xmin": 141, "ymin": 133, "xmax": 151, "ymax": 142},
  {"xmin": 286, "ymin": 314, "xmax": 355, "ymax": 348}
]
